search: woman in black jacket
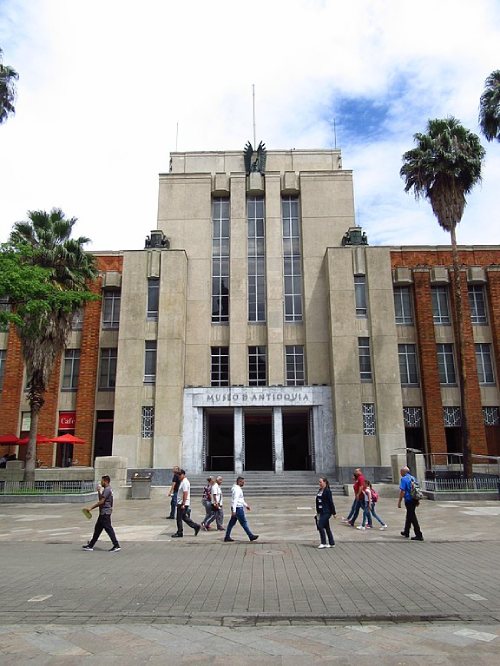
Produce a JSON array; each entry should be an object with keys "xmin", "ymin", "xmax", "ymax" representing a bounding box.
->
[{"xmin": 315, "ymin": 476, "xmax": 336, "ymax": 549}]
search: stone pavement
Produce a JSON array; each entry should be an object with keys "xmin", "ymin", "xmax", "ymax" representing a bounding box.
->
[{"xmin": 1, "ymin": 493, "xmax": 500, "ymax": 662}]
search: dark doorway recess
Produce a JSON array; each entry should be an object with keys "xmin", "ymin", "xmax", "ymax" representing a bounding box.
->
[
  {"xmin": 485, "ymin": 425, "xmax": 500, "ymax": 457},
  {"xmin": 245, "ymin": 410, "xmax": 273, "ymax": 471},
  {"xmin": 94, "ymin": 411, "xmax": 114, "ymax": 459},
  {"xmin": 283, "ymin": 409, "xmax": 311, "ymax": 470},
  {"xmin": 445, "ymin": 427, "xmax": 461, "ymax": 455},
  {"xmin": 404, "ymin": 427, "xmax": 425, "ymax": 452},
  {"xmin": 207, "ymin": 410, "xmax": 234, "ymax": 470}
]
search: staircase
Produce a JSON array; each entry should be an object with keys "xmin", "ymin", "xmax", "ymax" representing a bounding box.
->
[{"xmin": 186, "ymin": 471, "xmax": 346, "ymax": 497}]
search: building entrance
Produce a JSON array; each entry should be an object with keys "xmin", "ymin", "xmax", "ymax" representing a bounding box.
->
[
  {"xmin": 283, "ymin": 409, "xmax": 311, "ymax": 470},
  {"xmin": 206, "ymin": 410, "xmax": 233, "ymax": 471},
  {"xmin": 244, "ymin": 410, "xmax": 273, "ymax": 471}
]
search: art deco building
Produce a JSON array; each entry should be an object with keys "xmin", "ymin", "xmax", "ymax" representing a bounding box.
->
[{"xmin": 1, "ymin": 147, "xmax": 499, "ymax": 480}]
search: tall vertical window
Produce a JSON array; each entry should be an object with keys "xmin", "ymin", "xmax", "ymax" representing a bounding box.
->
[
  {"xmin": 211, "ymin": 347, "xmax": 229, "ymax": 386},
  {"xmin": 475, "ymin": 343, "xmax": 495, "ymax": 384},
  {"xmin": 354, "ymin": 275, "xmax": 367, "ymax": 317},
  {"xmin": 248, "ymin": 346, "xmax": 267, "ymax": 386},
  {"xmin": 71, "ymin": 309, "xmax": 84, "ymax": 330},
  {"xmin": 141, "ymin": 406, "xmax": 155, "ymax": 438},
  {"xmin": 431, "ymin": 286, "xmax": 450, "ymax": 324},
  {"xmin": 362, "ymin": 404, "xmax": 376, "ymax": 435},
  {"xmin": 468, "ymin": 285, "xmax": 487, "ymax": 324},
  {"xmin": 102, "ymin": 290, "xmax": 121, "ymax": 329},
  {"xmin": 144, "ymin": 341, "xmax": 157, "ymax": 384},
  {"xmin": 398, "ymin": 344, "xmax": 419, "ymax": 385},
  {"xmin": 282, "ymin": 196, "xmax": 302, "ymax": 322},
  {"xmin": 0, "ymin": 349, "xmax": 6, "ymax": 391},
  {"xmin": 99, "ymin": 348, "xmax": 117, "ymax": 389},
  {"xmin": 147, "ymin": 278, "xmax": 160, "ymax": 320},
  {"xmin": 393, "ymin": 286, "xmax": 413, "ymax": 324},
  {"xmin": 358, "ymin": 337, "xmax": 372, "ymax": 381},
  {"xmin": 0, "ymin": 297, "xmax": 11, "ymax": 331},
  {"xmin": 247, "ymin": 196, "xmax": 266, "ymax": 322},
  {"xmin": 437, "ymin": 343, "xmax": 456, "ymax": 384},
  {"xmin": 62, "ymin": 349, "xmax": 80, "ymax": 391},
  {"xmin": 212, "ymin": 198, "xmax": 230, "ymax": 323},
  {"xmin": 285, "ymin": 345, "xmax": 305, "ymax": 386}
]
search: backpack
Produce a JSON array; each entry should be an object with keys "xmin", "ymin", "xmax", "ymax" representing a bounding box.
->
[
  {"xmin": 370, "ymin": 488, "xmax": 379, "ymax": 503},
  {"xmin": 410, "ymin": 477, "xmax": 424, "ymax": 501}
]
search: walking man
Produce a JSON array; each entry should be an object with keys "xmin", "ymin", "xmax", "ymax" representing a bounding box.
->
[
  {"xmin": 166, "ymin": 465, "xmax": 180, "ymax": 519},
  {"xmin": 203, "ymin": 475, "xmax": 224, "ymax": 531},
  {"xmin": 398, "ymin": 466, "xmax": 424, "ymax": 541},
  {"xmin": 82, "ymin": 475, "xmax": 121, "ymax": 552},
  {"xmin": 172, "ymin": 469, "xmax": 201, "ymax": 538},
  {"xmin": 224, "ymin": 476, "xmax": 258, "ymax": 543}
]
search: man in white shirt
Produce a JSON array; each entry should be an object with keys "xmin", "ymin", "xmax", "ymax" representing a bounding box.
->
[
  {"xmin": 224, "ymin": 476, "xmax": 259, "ymax": 543},
  {"xmin": 203, "ymin": 475, "xmax": 224, "ymax": 531},
  {"xmin": 172, "ymin": 469, "xmax": 201, "ymax": 538}
]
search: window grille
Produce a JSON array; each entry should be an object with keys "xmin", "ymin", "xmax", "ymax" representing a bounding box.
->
[
  {"xmin": 403, "ymin": 407, "xmax": 422, "ymax": 428},
  {"xmin": 141, "ymin": 407, "xmax": 155, "ymax": 438},
  {"xmin": 362, "ymin": 403, "xmax": 376, "ymax": 435},
  {"xmin": 443, "ymin": 406, "xmax": 461, "ymax": 427},
  {"xmin": 483, "ymin": 407, "xmax": 500, "ymax": 426}
]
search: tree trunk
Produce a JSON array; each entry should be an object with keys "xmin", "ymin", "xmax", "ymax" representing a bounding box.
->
[
  {"xmin": 450, "ymin": 225, "xmax": 472, "ymax": 478},
  {"xmin": 24, "ymin": 407, "xmax": 40, "ymax": 482}
]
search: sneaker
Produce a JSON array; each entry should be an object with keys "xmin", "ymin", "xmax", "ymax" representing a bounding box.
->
[
  {"xmin": 366, "ymin": 525, "xmax": 373, "ymax": 529},
  {"xmin": 318, "ymin": 544, "xmax": 328, "ymax": 549},
  {"xmin": 356, "ymin": 526, "xmax": 366, "ymax": 531},
  {"xmin": 109, "ymin": 546, "xmax": 121, "ymax": 552},
  {"xmin": 329, "ymin": 544, "xmax": 335, "ymax": 548},
  {"xmin": 347, "ymin": 521, "xmax": 355, "ymax": 527},
  {"xmin": 194, "ymin": 525, "xmax": 200, "ymax": 536},
  {"xmin": 400, "ymin": 531, "xmax": 409, "ymax": 538},
  {"xmin": 411, "ymin": 535, "xmax": 424, "ymax": 541},
  {"xmin": 171, "ymin": 533, "xmax": 183, "ymax": 538},
  {"xmin": 201, "ymin": 523, "xmax": 207, "ymax": 531},
  {"xmin": 82, "ymin": 544, "xmax": 93, "ymax": 551},
  {"xmin": 341, "ymin": 517, "xmax": 349, "ymax": 523},
  {"xmin": 224, "ymin": 537, "xmax": 234, "ymax": 542},
  {"xmin": 380, "ymin": 524, "xmax": 388, "ymax": 530},
  {"xmin": 249, "ymin": 535, "xmax": 259, "ymax": 542}
]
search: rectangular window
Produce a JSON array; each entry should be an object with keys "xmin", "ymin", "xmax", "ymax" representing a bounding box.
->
[
  {"xmin": 431, "ymin": 286, "xmax": 450, "ymax": 324},
  {"xmin": 62, "ymin": 349, "xmax": 80, "ymax": 391},
  {"xmin": 212, "ymin": 198, "xmax": 230, "ymax": 323},
  {"xmin": 285, "ymin": 345, "xmax": 305, "ymax": 386},
  {"xmin": 247, "ymin": 196, "xmax": 266, "ymax": 322},
  {"xmin": 437, "ymin": 343, "xmax": 456, "ymax": 384},
  {"xmin": 362, "ymin": 403, "xmax": 376, "ymax": 435},
  {"xmin": 468, "ymin": 285, "xmax": 487, "ymax": 324},
  {"xmin": 475, "ymin": 343, "xmax": 495, "ymax": 385},
  {"xmin": 0, "ymin": 349, "xmax": 6, "ymax": 391},
  {"xmin": 358, "ymin": 337, "xmax": 372, "ymax": 382},
  {"xmin": 141, "ymin": 406, "xmax": 155, "ymax": 438},
  {"xmin": 71, "ymin": 308, "xmax": 84, "ymax": 330},
  {"xmin": 483, "ymin": 406, "xmax": 500, "ymax": 426},
  {"xmin": 99, "ymin": 348, "xmax": 117, "ymax": 389},
  {"xmin": 354, "ymin": 275, "xmax": 367, "ymax": 317},
  {"xmin": 147, "ymin": 278, "xmax": 160, "ymax": 320},
  {"xmin": 443, "ymin": 406, "xmax": 461, "ymax": 427},
  {"xmin": 393, "ymin": 286, "xmax": 413, "ymax": 325},
  {"xmin": 102, "ymin": 290, "xmax": 121, "ymax": 329},
  {"xmin": 398, "ymin": 344, "xmax": 419, "ymax": 385},
  {"xmin": 282, "ymin": 196, "xmax": 302, "ymax": 322},
  {"xmin": 403, "ymin": 407, "xmax": 423, "ymax": 428},
  {"xmin": 248, "ymin": 346, "xmax": 267, "ymax": 386},
  {"xmin": 144, "ymin": 341, "xmax": 157, "ymax": 384},
  {"xmin": 211, "ymin": 347, "xmax": 229, "ymax": 387}
]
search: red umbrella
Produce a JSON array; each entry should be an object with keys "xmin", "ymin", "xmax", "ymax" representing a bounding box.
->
[
  {"xmin": 50, "ymin": 434, "xmax": 86, "ymax": 444},
  {"xmin": 17, "ymin": 435, "xmax": 52, "ymax": 445},
  {"xmin": 0, "ymin": 434, "xmax": 20, "ymax": 444}
]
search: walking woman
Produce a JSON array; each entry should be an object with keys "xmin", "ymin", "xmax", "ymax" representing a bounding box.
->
[{"xmin": 315, "ymin": 476, "xmax": 336, "ymax": 549}]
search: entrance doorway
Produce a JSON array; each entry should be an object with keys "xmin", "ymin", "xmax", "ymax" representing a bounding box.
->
[
  {"xmin": 94, "ymin": 411, "xmax": 114, "ymax": 459},
  {"xmin": 283, "ymin": 409, "xmax": 311, "ymax": 470},
  {"xmin": 404, "ymin": 427, "xmax": 425, "ymax": 452},
  {"xmin": 445, "ymin": 427, "xmax": 461, "ymax": 455},
  {"xmin": 206, "ymin": 410, "xmax": 233, "ymax": 470},
  {"xmin": 244, "ymin": 410, "xmax": 273, "ymax": 470}
]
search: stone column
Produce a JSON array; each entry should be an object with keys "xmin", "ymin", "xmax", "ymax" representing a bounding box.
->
[
  {"xmin": 234, "ymin": 408, "xmax": 243, "ymax": 474},
  {"xmin": 273, "ymin": 407, "xmax": 284, "ymax": 473}
]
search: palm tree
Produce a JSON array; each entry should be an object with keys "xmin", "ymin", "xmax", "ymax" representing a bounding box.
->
[
  {"xmin": 479, "ymin": 70, "xmax": 500, "ymax": 142},
  {"xmin": 0, "ymin": 48, "xmax": 18, "ymax": 125},
  {"xmin": 400, "ymin": 117, "xmax": 485, "ymax": 477},
  {"xmin": 9, "ymin": 209, "xmax": 97, "ymax": 480}
]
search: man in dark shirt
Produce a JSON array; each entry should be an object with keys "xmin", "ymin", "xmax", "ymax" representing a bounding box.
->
[
  {"xmin": 167, "ymin": 466, "xmax": 181, "ymax": 519},
  {"xmin": 82, "ymin": 475, "xmax": 121, "ymax": 552}
]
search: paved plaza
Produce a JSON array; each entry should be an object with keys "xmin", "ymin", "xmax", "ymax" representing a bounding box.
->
[{"xmin": 1, "ymin": 491, "xmax": 500, "ymax": 663}]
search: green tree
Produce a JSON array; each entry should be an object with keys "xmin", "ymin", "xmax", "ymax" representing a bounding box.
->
[
  {"xmin": 0, "ymin": 47, "xmax": 18, "ymax": 125},
  {"xmin": 400, "ymin": 117, "xmax": 485, "ymax": 477},
  {"xmin": 479, "ymin": 70, "xmax": 500, "ymax": 142},
  {"xmin": 0, "ymin": 209, "xmax": 98, "ymax": 480}
]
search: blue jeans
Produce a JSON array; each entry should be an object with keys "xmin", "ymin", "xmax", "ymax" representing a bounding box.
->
[
  {"xmin": 349, "ymin": 498, "xmax": 365, "ymax": 524},
  {"xmin": 225, "ymin": 507, "xmax": 254, "ymax": 540},
  {"xmin": 370, "ymin": 502, "xmax": 386, "ymax": 526},
  {"xmin": 361, "ymin": 501, "xmax": 373, "ymax": 527}
]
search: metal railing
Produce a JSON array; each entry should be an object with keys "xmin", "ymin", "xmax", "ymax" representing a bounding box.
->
[
  {"xmin": 423, "ymin": 477, "xmax": 499, "ymax": 494},
  {"xmin": 0, "ymin": 480, "xmax": 96, "ymax": 495},
  {"xmin": 423, "ymin": 452, "xmax": 500, "ymax": 477}
]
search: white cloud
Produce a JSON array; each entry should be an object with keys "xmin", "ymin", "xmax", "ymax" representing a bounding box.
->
[{"xmin": 0, "ymin": 0, "xmax": 499, "ymax": 251}]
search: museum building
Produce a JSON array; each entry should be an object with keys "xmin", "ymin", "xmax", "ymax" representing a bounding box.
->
[{"xmin": 1, "ymin": 146, "xmax": 499, "ymax": 480}]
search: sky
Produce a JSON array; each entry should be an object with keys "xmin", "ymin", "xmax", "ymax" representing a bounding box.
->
[{"xmin": 0, "ymin": 0, "xmax": 499, "ymax": 252}]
